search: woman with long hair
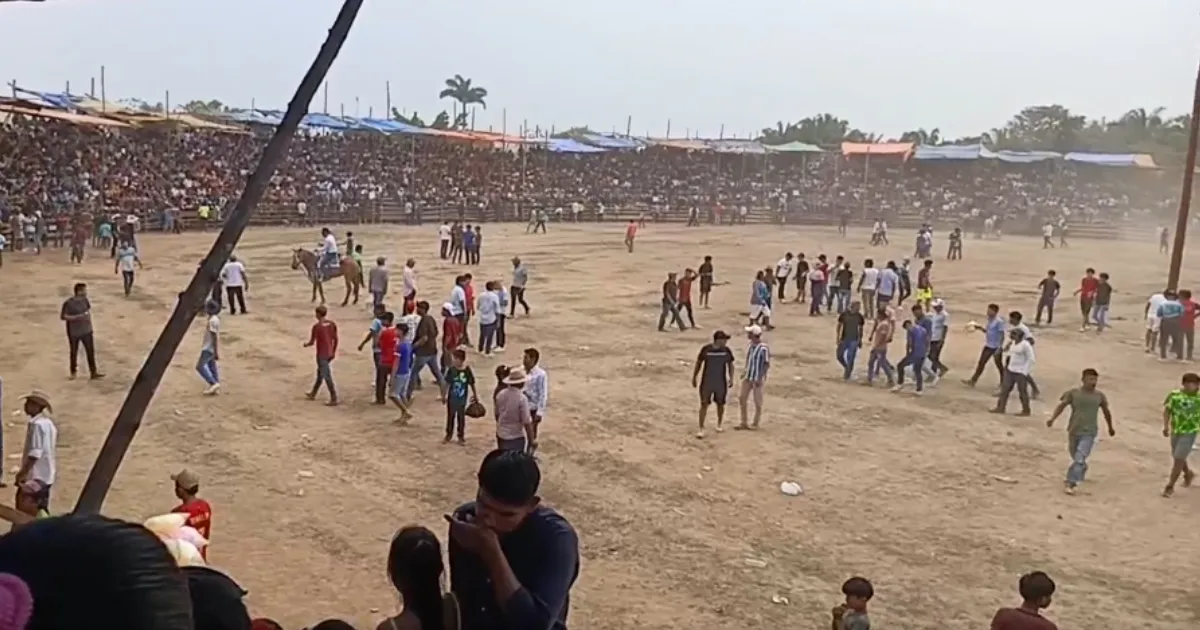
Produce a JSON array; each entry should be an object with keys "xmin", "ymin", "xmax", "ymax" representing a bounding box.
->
[{"xmin": 377, "ymin": 526, "xmax": 458, "ymax": 630}]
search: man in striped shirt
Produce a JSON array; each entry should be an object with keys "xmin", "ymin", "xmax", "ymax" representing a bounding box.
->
[{"xmin": 736, "ymin": 325, "xmax": 771, "ymax": 431}]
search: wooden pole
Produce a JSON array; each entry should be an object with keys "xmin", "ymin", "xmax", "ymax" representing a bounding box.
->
[
  {"xmin": 72, "ymin": 0, "xmax": 366, "ymax": 515},
  {"xmin": 385, "ymin": 81, "xmax": 391, "ymax": 118},
  {"xmin": 1168, "ymin": 59, "xmax": 1200, "ymax": 290}
]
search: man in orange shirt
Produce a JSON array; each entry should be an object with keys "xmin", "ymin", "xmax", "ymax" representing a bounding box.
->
[
  {"xmin": 625, "ymin": 220, "xmax": 638, "ymax": 253},
  {"xmin": 678, "ymin": 268, "xmax": 697, "ymax": 328},
  {"xmin": 170, "ymin": 468, "xmax": 213, "ymax": 560}
]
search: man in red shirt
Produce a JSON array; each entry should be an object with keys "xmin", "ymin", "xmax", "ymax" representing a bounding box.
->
[
  {"xmin": 678, "ymin": 268, "xmax": 697, "ymax": 328},
  {"xmin": 375, "ymin": 312, "xmax": 398, "ymax": 404},
  {"xmin": 170, "ymin": 468, "xmax": 213, "ymax": 560},
  {"xmin": 304, "ymin": 305, "xmax": 339, "ymax": 405},
  {"xmin": 1073, "ymin": 267, "xmax": 1098, "ymax": 331},
  {"xmin": 442, "ymin": 302, "xmax": 463, "ymax": 373},
  {"xmin": 1180, "ymin": 289, "xmax": 1197, "ymax": 361},
  {"xmin": 625, "ymin": 220, "xmax": 638, "ymax": 253},
  {"xmin": 989, "ymin": 571, "xmax": 1058, "ymax": 630}
]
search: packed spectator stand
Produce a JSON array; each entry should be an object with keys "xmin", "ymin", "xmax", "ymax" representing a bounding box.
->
[{"xmin": 0, "ymin": 91, "xmax": 1184, "ymax": 238}]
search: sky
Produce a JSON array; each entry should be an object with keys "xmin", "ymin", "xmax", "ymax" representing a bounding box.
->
[{"xmin": 0, "ymin": 0, "xmax": 1197, "ymax": 139}]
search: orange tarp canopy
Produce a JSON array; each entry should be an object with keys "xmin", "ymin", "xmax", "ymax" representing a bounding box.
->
[
  {"xmin": 0, "ymin": 103, "xmax": 132, "ymax": 128},
  {"xmin": 841, "ymin": 142, "xmax": 913, "ymax": 156}
]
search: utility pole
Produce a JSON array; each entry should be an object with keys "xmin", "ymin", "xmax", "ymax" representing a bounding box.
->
[{"xmin": 1168, "ymin": 57, "xmax": 1200, "ymax": 290}]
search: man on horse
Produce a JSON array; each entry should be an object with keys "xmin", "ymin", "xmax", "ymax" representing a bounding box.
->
[{"xmin": 318, "ymin": 227, "xmax": 341, "ymax": 282}]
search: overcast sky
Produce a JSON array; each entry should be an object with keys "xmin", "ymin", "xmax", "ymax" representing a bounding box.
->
[{"xmin": 1, "ymin": 0, "xmax": 1196, "ymax": 139}]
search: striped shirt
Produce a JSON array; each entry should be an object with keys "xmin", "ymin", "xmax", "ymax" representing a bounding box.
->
[{"xmin": 743, "ymin": 342, "xmax": 771, "ymax": 382}]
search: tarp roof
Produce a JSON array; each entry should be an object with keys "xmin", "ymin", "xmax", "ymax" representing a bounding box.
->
[
  {"xmin": 0, "ymin": 103, "xmax": 131, "ymax": 127},
  {"xmin": 708, "ymin": 139, "xmax": 766, "ymax": 155},
  {"xmin": 842, "ymin": 142, "xmax": 913, "ymax": 156},
  {"xmin": 913, "ymin": 144, "xmax": 983, "ymax": 160},
  {"xmin": 1064, "ymin": 152, "xmax": 1158, "ymax": 168},
  {"xmin": 763, "ymin": 141, "xmax": 823, "ymax": 153},
  {"xmin": 580, "ymin": 133, "xmax": 642, "ymax": 149},
  {"xmin": 977, "ymin": 148, "xmax": 1060, "ymax": 163},
  {"xmin": 547, "ymin": 138, "xmax": 607, "ymax": 153},
  {"xmin": 647, "ymin": 138, "xmax": 710, "ymax": 150}
]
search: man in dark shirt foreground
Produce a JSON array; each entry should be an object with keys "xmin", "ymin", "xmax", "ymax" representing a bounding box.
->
[
  {"xmin": 448, "ymin": 450, "xmax": 579, "ymax": 630},
  {"xmin": 990, "ymin": 571, "xmax": 1058, "ymax": 630}
]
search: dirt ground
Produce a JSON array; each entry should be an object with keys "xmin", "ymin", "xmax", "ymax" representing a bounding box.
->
[{"xmin": 0, "ymin": 223, "xmax": 1197, "ymax": 630}]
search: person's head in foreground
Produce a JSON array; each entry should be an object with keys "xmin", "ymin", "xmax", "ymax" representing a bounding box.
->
[
  {"xmin": 841, "ymin": 576, "xmax": 873, "ymax": 611},
  {"xmin": 183, "ymin": 565, "xmax": 253, "ymax": 630},
  {"xmin": 0, "ymin": 513, "xmax": 193, "ymax": 630},
  {"xmin": 472, "ymin": 449, "xmax": 541, "ymax": 535},
  {"xmin": 1018, "ymin": 570, "xmax": 1055, "ymax": 610},
  {"xmin": 386, "ymin": 526, "xmax": 447, "ymax": 630}
]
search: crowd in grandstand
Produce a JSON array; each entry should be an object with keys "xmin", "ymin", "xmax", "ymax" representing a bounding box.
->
[{"xmin": 0, "ymin": 114, "xmax": 1183, "ymax": 231}]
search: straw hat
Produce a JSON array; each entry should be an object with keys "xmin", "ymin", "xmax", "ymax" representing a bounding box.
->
[
  {"xmin": 503, "ymin": 368, "xmax": 528, "ymax": 385},
  {"xmin": 22, "ymin": 390, "xmax": 52, "ymax": 412}
]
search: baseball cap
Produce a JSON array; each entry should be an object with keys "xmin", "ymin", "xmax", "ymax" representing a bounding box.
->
[
  {"xmin": 712, "ymin": 330, "xmax": 731, "ymax": 341},
  {"xmin": 932, "ymin": 299, "xmax": 945, "ymax": 308},
  {"xmin": 744, "ymin": 324, "xmax": 764, "ymax": 336},
  {"xmin": 171, "ymin": 469, "xmax": 201, "ymax": 489}
]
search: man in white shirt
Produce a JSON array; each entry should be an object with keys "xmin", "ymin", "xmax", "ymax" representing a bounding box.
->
[
  {"xmin": 1146, "ymin": 290, "xmax": 1168, "ymax": 353},
  {"xmin": 449, "ymin": 275, "xmax": 468, "ymax": 318},
  {"xmin": 220, "ymin": 254, "xmax": 249, "ymax": 315},
  {"xmin": 858, "ymin": 260, "xmax": 880, "ymax": 310},
  {"xmin": 992, "ymin": 328, "xmax": 1034, "ymax": 416},
  {"xmin": 522, "ymin": 348, "xmax": 549, "ymax": 453},
  {"xmin": 1042, "ymin": 222, "xmax": 1055, "ymax": 249},
  {"xmin": 774, "ymin": 253, "xmax": 794, "ymax": 302},
  {"xmin": 17, "ymin": 390, "xmax": 57, "ymax": 510},
  {"xmin": 477, "ymin": 281, "xmax": 501, "ymax": 355},
  {"xmin": 402, "ymin": 258, "xmax": 418, "ymax": 306},
  {"xmin": 297, "ymin": 201, "xmax": 308, "ymax": 226},
  {"xmin": 438, "ymin": 222, "xmax": 452, "ymax": 259}
]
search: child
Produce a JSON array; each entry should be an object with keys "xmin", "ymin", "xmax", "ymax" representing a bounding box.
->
[
  {"xmin": 989, "ymin": 571, "xmax": 1058, "ymax": 630},
  {"xmin": 1162, "ymin": 372, "xmax": 1199, "ymax": 498},
  {"xmin": 378, "ymin": 525, "xmax": 457, "ymax": 630},
  {"xmin": 391, "ymin": 322, "xmax": 415, "ymax": 424},
  {"xmin": 443, "ymin": 349, "xmax": 478, "ymax": 444},
  {"xmin": 831, "ymin": 576, "xmax": 872, "ymax": 630}
]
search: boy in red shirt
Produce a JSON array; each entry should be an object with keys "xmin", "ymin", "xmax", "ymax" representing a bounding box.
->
[
  {"xmin": 375, "ymin": 312, "xmax": 398, "ymax": 404},
  {"xmin": 442, "ymin": 302, "xmax": 463, "ymax": 373},
  {"xmin": 304, "ymin": 305, "xmax": 339, "ymax": 405},
  {"xmin": 1180, "ymin": 289, "xmax": 1197, "ymax": 361},
  {"xmin": 170, "ymin": 469, "xmax": 213, "ymax": 560},
  {"xmin": 1073, "ymin": 267, "xmax": 1098, "ymax": 331},
  {"xmin": 625, "ymin": 221, "xmax": 638, "ymax": 253},
  {"xmin": 462, "ymin": 273, "xmax": 475, "ymax": 347}
]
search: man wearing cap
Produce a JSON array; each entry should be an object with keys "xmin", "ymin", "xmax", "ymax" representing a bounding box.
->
[
  {"xmin": 693, "ymin": 330, "xmax": 736, "ymax": 438},
  {"xmin": 16, "ymin": 390, "xmax": 56, "ymax": 512},
  {"xmin": 170, "ymin": 469, "xmax": 213, "ymax": 560},
  {"xmin": 736, "ymin": 326, "xmax": 771, "ymax": 430},
  {"xmin": 495, "ymin": 368, "xmax": 534, "ymax": 452}
]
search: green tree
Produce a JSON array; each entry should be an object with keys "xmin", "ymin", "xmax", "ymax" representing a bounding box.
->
[
  {"xmin": 899, "ymin": 128, "xmax": 941, "ymax": 145},
  {"xmin": 390, "ymin": 108, "xmax": 425, "ymax": 126},
  {"xmin": 430, "ymin": 110, "xmax": 451, "ymax": 130},
  {"xmin": 759, "ymin": 114, "xmax": 877, "ymax": 146},
  {"xmin": 182, "ymin": 99, "xmax": 227, "ymax": 114},
  {"xmin": 438, "ymin": 74, "xmax": 488, "ymax": 129}
]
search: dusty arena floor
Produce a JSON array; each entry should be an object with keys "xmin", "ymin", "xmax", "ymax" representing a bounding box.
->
[{"xmin": 0, "ymin": 223, "xmax": 1197, "ymax": 630}]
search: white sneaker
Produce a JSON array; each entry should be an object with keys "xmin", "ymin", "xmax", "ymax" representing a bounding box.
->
[
  {"xmin": 495, "ymin": 347, "xmax": 506, "ymax": 353},
  {"xmin": 203, "ymin": 383, "xmax": 221, "ymax": 396}
]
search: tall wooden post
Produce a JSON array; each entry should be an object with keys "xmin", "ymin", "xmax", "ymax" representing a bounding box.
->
[{"xmin": 1167, "ymin": 59, "xmax": 1200, "ymax": 290}]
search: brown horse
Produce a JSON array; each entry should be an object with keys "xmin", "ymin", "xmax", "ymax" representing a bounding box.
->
[{"xmin": 291, "ymin": 248, "xmax": 362, "ymax": 305}]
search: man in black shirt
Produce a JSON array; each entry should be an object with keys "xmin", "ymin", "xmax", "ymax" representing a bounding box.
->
[
  {"xmin": 697, "ymin": 256, "xmax": 714, "ymax": 309},
  {"xmin": 836, "ymin": 301, "xmax": 866, "ymax": 381},
  {"xmin": 448, "ymin": 450, "xmax": 579, "ymax": 630},
  {"xmin": 834, "ymin": 262, "xmax": 855, "ymax": 314},
  {"xmin": 793, "ymin": 253, "xmax": 810, "ymax": 303},
  {"xmin": 60, "ymin": 283, "xmax": 104, "ymax": 380},
  {"xmin": 692, "ymin": 330, "xmax": 736, "ymax": 439},
  {"xmin": 1035, "ymin": 270, "xmax": 1060, "ymax": 325}
]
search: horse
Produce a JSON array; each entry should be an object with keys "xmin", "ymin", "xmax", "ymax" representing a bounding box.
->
[{"xmin": 291, "ymin": 248, "xmax": 362, "ymax": 306}]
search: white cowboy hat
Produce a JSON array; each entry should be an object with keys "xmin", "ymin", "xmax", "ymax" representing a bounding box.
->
[{"xmin": 503, "ymin": 368, "xmax": 528, "ymax": 385}]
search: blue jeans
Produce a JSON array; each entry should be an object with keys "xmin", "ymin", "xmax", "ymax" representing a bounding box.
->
[
  {"xmin": 1066, "ymin": 434, "xmax": 1095, "ymax": 485},
  {"xmin": 835, "ymin": 289, "xmax": 851, "ymax": 314},
  {"xmin": 810, "ymin": 282, "xmax": 826, "ymax": 315},
  {"xmin": 867, "ymin": 348, "xmax": 894, "ymax": 383},
  {"xmin": 896, "ymin": 353, "xmax": 926, "ymax": 391},
  {"xmin": 311, "ymin": 357, "xmax": 337, "ymax": 398},
  {"xmin": 479, "ymin": 321, "xmax": 498, "ymax": 353},
  {"xmin": 408, "ymin": 354, "xmax": 443, "ymax": 398},
  {"xmin": 319, "ymin": 252, "xmax": 339, "ymax": 277},
  {"xmin": 836, "ymin": 340, "xmax": 859, "ymax": 380},
  {"xmin": 1091, "ymin": 304, "xmax": 1110, "ymax": 330},
  {"xmin": 371, "ymin": 291, "xmax": 384, "ymax": 307},
  {"xmin": 196, "ymin": 350, "xmax": 220, "ymax": 385}
]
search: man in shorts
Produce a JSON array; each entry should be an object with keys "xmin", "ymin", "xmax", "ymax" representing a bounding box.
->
[
  {"xmin": 1162, "ymin": 372, "xmax": 1200, "ymax": 497},
  {"xmin": 692, "ymin": 331, "xmax": 735, "ymax": 439}
]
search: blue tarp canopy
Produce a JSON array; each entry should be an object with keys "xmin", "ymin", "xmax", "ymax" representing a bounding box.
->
[
  {"xmin": 913, "ymin": 144, "xmax": 983, "ymax": 160},
  {"xmin": 1064, "ymin": 152, "xmax": 1139, "ymax": 167},
  {"xmin": 356, "ymin": 117, "xmax": 430, "ymax": 134},
  {"xmin": 547, "ymin": 138, "xmax": 607, "ymax": 153},
  {"xmin": 978, "ymin": 148, "xmax": 1061, "ymax": 163},
  {"xmin": 301, "ymin": 113, "xmax": 359, "ymax": 130},
  {"xmin": 580, "ymin": 133, "xmax": 641, "ymax": 149}
]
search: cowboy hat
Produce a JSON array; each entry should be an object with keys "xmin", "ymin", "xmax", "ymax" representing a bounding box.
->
[
  {"xmin": 22, "ymin": 390, "xmax": 52, "ymax": 412},
  {"xmin": 503, "ymin": 368, "xmax": 528, "ymax": 385}
]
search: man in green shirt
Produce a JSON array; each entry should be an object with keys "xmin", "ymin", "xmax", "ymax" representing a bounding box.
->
[
  {"xmin": 1047, "ymin": 368, "xmax": 1114, "ymax": 495},
  {"xmin": 1162, "ymin": 372, "xmax": 1200, "ymax": 497}
]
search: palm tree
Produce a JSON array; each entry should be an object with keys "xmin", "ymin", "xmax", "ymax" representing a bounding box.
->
[
  {"xmin": 438, "ymin": 74, "xmax": 488, "ymax": 130},
  {"xmin": 899, "ymin": 128, "xmax": 942, "ymax": 145}
]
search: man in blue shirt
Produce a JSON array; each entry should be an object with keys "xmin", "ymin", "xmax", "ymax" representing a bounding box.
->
[
  {"xmin": 462, "ymin": 225, "xmax": 476, "ymax": 267},
  {"xmin": 1158, "ymin": 290, "xmax": 1186, "ymax": 361},
  {"xmin": 893, "ymin": 318, "xmax": 929, "ymax": 394},
  {"xmin": 448, "ymin": 449, "xmax": 579, "ymax": 630},
  {"xmin": 390, "ymin": 323, "xmax": 415, "ymax": 423},
  {"xmin": 964, "ymin": 303, "xmax": 1006, "ymax": 387}
]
